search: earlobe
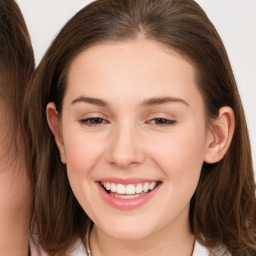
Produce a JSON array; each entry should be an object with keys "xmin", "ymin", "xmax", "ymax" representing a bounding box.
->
[
  {"xmin": 204, "ymin": 106, "xmax": 235, "ymax": 164},
  {"xmin": 46, "ymin": 102, "xmax": 67, "ymax": 164}
]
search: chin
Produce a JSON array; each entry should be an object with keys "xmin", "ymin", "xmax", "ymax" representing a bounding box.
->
[
  {"xmin": 95, "ymin": 216, "xmax": 159, "ymax": 241},
  {"xmin": 105, "ymin": 227, "xmax": 153, "ymax": 241}
]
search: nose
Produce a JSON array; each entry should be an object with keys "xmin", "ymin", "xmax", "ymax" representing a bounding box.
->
[{"xmin": 106, "ymin": 124, "xmax": 145, "ymax": 169}]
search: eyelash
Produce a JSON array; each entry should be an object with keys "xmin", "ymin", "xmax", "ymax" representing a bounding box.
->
[
  {"xmin": 79, "ymin": 117, "xmax": 106, "ymax": 126},
  {"xmin": 148, "ymin": 118, "xmax": 177, "ymax": 126},
  {"xmin": 79, "ymin": 117, "xmax": 176, "ymax": 127}
]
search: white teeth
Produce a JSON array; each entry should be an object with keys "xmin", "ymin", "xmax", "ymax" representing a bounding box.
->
[
  {"xmin": 126, "ymin": 184, "xmax": 136, "ymax": 195},
  {"xmin": 143, "ymin": 183, "xmax": 149, "ymax": 192},
  {"xmin": 101, "ymin": 181, "xmax": 158, "ymax": 196},
  {"xmin": 149, "ymin": 182, "xmax": 157, "ymax": 190},
  {"xmin": 135, "ymin": 183, "xmax": 143, "ymax": 193},
  {"xmin": 110, "ymin": 183, "xmax": 117, "ymax": 192},
  {"xmin": 110, "ymin": 193, "xmax": 146, "ymax": 199},
  {"xmin": 116, "ymin": 184, "xmax": 126, "ymax": 194},
  {"xmin": 105, "ymin": 182, "xmax": 111, "ymax": 190},
  {"xmin": 120, "ymin": 194, "xmax": 140, "ymax": 199}
]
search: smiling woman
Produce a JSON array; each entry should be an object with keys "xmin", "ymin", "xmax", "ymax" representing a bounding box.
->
[{"xmin": 24, "ymin": 0, "xmax": 256, "ymax": 255}]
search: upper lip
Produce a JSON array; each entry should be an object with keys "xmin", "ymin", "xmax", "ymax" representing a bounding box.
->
[{"xmin": 97, "ymin": 177, "xmax": 160, "ymax": 185}]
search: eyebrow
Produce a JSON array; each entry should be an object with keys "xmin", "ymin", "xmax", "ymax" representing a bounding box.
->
[
  {"xmin": 71, "ymin": 96, "xmax": 189, "ymax": 107},
  {"xmin": 141, "ymin": 97, "xmax": 189, "ymax": 107},
  {"xmin": 71, "ymin": 96, "xmax": 108, "ymax": 107}
]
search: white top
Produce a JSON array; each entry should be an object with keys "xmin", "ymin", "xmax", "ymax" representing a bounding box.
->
[
  {"xmin": 66, "ymin": 239, "xmax": 231, "ymax": 256},
  {"xmin": 30, "ymin": 238, "xmax": 231, "ymax": 256},
  {"xmin": 29, "ymin": 238, "xmax": 49, "ymax": 256},
  {"xmin": 193, "ymin": 240, "xmax": 210, "ymax": 256}
]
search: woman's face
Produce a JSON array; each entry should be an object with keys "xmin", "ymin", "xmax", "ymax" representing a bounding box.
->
[{"xmin": 49, "ymin": 39, "xmax": 214, "ymax": 240}]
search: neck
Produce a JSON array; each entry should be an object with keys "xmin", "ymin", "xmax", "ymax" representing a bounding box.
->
[
  {"xmin": 0, "ymin": 166, "xmax": 31, "ymax": 256},
  {"xmin": 90, "ymin": 209, "xmax": 195, "ymax": 256}
]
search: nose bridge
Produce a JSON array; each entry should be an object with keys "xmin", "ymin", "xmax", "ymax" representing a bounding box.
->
[{"xmin": 106, "ymin": 120, "xmax": 144, "ymax": 168}]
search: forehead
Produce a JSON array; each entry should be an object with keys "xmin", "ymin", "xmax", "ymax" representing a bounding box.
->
[{"xmin": 65, "ymin": 39, "xmax": 202, "ymax": 108}]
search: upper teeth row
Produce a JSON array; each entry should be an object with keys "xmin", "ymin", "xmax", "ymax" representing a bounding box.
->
[{"xmin": 101, "ymin": 182, "xmax": 157, "ymax": 195}]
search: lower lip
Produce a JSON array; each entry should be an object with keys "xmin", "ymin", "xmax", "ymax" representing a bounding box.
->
[{"xmin": 96, "ymin": 182, "xmax": 161, "ymax": 210}]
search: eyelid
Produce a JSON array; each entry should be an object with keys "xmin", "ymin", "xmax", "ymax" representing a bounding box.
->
[
  {"xmin": 145, "ymin": 113, "xmax": 177, "ymax": 127},
  {"xmin": 146, "ymin": 118, "xmax": 177, "ymax": 126},
  {"xmin": 145, "ymin": 112, "xmax": 176, "ymax": 121},
  {"xmin": 78, "ymin": 111, "xmax": 109, "ymax": 119},
  {"xmin": 78, "ymin": 117, "xmax": 110, "ymax": 127},
  {"xmin": 78, "ymin": 112, "xmax": 110, "ymax": 126},
  {"xmin": 146, "ymin": 112, "xmax": 176, "ymax": 119}
]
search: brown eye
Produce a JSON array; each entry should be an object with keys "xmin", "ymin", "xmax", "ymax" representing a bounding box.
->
[
  {"xmin": 79, "ymin": 117, "xmax": 105, "ymax": 126},
  {"xmin": 155, "ymin": 118, "xmax": 168, "ymax": 125},
  {"xmin": 88, "ymin": 118, "xmax": 104, "ymax": 124},
  {"xmin": 150, "ymin": 118, "xmax": 176, "ymax": 126}
]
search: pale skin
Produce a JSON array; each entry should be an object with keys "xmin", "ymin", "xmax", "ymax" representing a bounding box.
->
[
  {"xmin": 47, "ymin": 39, "xmax": 235, "ymax": 256},
  {"xmin": 0, "ymin": 102, "xmax": 31, "ymax": 256}
]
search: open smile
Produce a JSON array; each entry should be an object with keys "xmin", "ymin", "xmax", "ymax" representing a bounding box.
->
[{"xmin": 97, "ymin": 179, "xmax": 162, "ymax": 209}]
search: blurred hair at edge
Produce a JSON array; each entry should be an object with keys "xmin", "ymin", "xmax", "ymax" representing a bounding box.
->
[
  {"xmin": 0, "ymin": 0, "xmax": 35, "ymax": 254},
  {"xmin": 24, "ymin": 0, "xmax": 256, "ymax": 255},
  {"xmin": 0, "ymin": 0, "xmax": 34, "ymax": 168}
]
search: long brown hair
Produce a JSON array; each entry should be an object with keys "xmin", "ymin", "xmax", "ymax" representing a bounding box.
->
[
  {"xmin": 24, "ymin": 0, "xmax": 256, "ymax": 255},
  {"xmin": 0, "ymin": 0, "xmax": 35, "ymax": 170}
]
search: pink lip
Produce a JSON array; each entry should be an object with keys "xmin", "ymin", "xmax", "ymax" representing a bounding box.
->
[
  {"xmin": 98, "ymin": 177, "xmax": 158, "ymax": 184},
  {"xmin": 96, "ymin": 180, "xmax": 161, "ymax": 210}
]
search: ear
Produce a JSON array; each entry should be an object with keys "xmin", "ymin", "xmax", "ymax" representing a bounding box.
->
[
  {"xmin": 46, "ymin": 102, "xmax": 66, "ymax": 164},
  {"xmin": 204, "ymin": 106, "xmax": 235, "ymax": 164}
]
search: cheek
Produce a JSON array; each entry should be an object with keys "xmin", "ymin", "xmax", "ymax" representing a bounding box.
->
[
  {"xmin": 63, "ymin": 132, "xmax": 105, "ymax": 213},
  {"xmin": 148, "ymin": 126, "xmax": 207, "ymax": 189},
  {"xmin": 63, "ymin": 130, "xmax": 105, "ymax": 177}
]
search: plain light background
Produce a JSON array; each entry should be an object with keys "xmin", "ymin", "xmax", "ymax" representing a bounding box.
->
[{"xmin": 17, "ymin": 0, "xmax": 256, "ymax": 173}]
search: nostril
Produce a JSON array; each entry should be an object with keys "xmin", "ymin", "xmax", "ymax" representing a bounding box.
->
[{"xmin": 106, "ymin": 135, "xmax": 145, "ymax": 167}]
